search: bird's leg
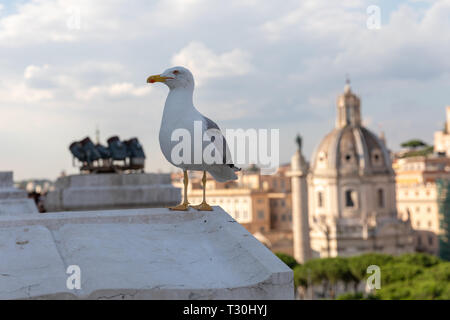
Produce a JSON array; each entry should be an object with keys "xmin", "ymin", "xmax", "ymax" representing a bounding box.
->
[
  {"xmin": 169, "ymin": 170, "xmax": 190, "ymax": 211},
  {"xmin": 191, "ymin": 171, "xmax": 213, "ymax": 211}
]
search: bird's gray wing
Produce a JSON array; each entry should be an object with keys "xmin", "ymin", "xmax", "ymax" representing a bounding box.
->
[
  {"xmin": 203, "ymin": 116, "xmax": 221, "ymax": 131},
  {"xmin": 202, "ymin": 116, "xmax": 235, "ymax": 166}
]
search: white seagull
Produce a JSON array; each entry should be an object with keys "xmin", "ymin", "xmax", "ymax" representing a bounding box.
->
[{"xmin": 147, "ymin": 66, "xmax": 240, "ymax": 211}]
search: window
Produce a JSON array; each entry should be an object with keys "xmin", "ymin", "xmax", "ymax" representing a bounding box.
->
[
  {"xmin": 318, "ymin": 191, "xmax": 324, "ymax": 208},
  {"xmin": 428, "ymin": 221, "xmax": 432, "ymax": 228},
  {"xmin": 281, "ymin": 214, "xmax": 286, "ymax": 221},
  {"xmin": 258, "ymin": 210, "xmax": 265, "ymax": 219},
  {"xmin": 377, "ymin": 189, "xmax": 384, "ymax": 208},
  {"xmin": 372, "ymin": 150, "xmax": 383, "ymax": 165},
  {"xmin": 428, "ymin": 236, "xmax": 433, "ymax": 246},
  {"xmin": 281, "ymin": 200, "xmax": 285, "ymax": 207},
  {"xmin": 345, "ymin": 190, "xmax": 356, "ymax": 207},
  {"xmin": 318, "ymin": 151, "xmax": 326, "ymax": 162}
]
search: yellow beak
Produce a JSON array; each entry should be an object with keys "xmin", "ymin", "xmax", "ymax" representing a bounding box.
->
[{"xmin": 147, "ymin": 74, "xmax": 172, "ymax": 83}]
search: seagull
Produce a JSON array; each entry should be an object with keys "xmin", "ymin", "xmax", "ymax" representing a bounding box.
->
[{"xmin": 147, "ymin": 66, "xmax": 240, "ymax": 211}]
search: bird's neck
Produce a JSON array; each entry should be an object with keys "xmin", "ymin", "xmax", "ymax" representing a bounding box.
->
[{"xmin": 164, "ymin": 87, "xmax": 195, "ymax": 114}]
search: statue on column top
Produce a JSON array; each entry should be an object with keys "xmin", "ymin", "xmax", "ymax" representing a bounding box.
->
[{"xmin": 295, "ymin": 134, "xmax": 302, "ymax": 151}]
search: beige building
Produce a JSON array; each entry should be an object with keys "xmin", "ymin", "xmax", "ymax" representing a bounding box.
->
[
  {"xmin": 434, "ymin": 106, "xmax": 450, "ymax": 156},
  {"xmin": 302, "ymin": 82, "xmax": 414, "ymax": 258},
  {"xmin": 394, "ymin": 155, "xmax": 450, "ymax": 255},
  {"xmin": 172, "ymin": 165, "xmax": 294, "ymax": 255}
]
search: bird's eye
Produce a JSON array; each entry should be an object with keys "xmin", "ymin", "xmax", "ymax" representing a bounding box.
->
[{"xmin": 173, "ymin": 70, "xmax": 179, "ymax": 75}]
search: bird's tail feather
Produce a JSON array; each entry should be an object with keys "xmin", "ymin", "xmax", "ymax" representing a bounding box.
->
[
  {"xmin": 208, "ymin": 165, "xmax": 239, "ymax": 182},
  {"xmin": 228, "ymin": 164, "xmax": 241, "ymax": 172}
]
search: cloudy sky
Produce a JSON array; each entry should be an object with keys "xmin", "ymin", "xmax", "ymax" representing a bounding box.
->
[{"xmin": 0, "ymin": 0, "xmax": 449, "ymax": 180}]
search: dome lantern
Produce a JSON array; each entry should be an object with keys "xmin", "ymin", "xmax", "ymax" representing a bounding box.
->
[
  {"xmin": 311, "ymin": 82, "xmax": 392, "ymax": 176},
  {"xmin": 336, "ymin": 78, "xmax": 362, "ymax": 128}
]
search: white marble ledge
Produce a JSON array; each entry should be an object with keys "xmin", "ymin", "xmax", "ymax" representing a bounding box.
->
[{"xmin": 0, "ymin": 207, "xmax": 293, "ymax": 300}]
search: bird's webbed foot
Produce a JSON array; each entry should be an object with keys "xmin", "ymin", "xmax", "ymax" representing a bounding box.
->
[
  {"xmin": 191, "ymin": 202, "xmax": 213, "ymax": 211},
  {"xmin": 169, "ymin": 202, "xmax": 190, "ymax": 211}
]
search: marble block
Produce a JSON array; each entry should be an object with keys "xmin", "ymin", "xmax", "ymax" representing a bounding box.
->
[
  {"xmin": 0, "ymin": 172, "xmax": 38, "ymax": 216},
  {"xmin": 0, "ymin": 207, "xmax": 293, "ymax": 300},
  {"xmin": 44, "ymin": 173, "xmax": 181, "ymax": 212}
]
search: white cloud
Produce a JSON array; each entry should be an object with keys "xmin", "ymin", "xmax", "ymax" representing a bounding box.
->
[
  {"xmin": 197, "ymin": 99, "xmax": 253, "ymax": 121},
  {"xmin": 151, "ymin": 0, "xmax": 206, "ymax": 26},
  {"xmin": 0, "ymin": 0, "xmax": 80, "ymax": 46},
  {"xmin": 307, "ymin": 94, "xmax": 335, "ymax": 109},
  {"xmin": 24, "ymin": 64, "xmax": 50, "ymax": 80},
  {"xmin": 0, "ymin": 61, "xmax": 150, "ymax": 106},
  {"xmin": 80, "ymin": 82, "xmax": 151, "ymax": 100},
  {"xmin": 0, "ymin": 0, "xmax": 147, "ymax": 47},
  {"xmin": 171, "ymin": 42, "xmax": 253, "ymax": 85},
  {"xmin": 0, "ymin": 0, "xmax": 213, "ymax": 47},
  {"xmin": 262, "ymin": 0, "xmax": 365, "ymax": 41},
  {"xmin": 0, "ymin": 82, "xmax": 53, "ymax": 103}
]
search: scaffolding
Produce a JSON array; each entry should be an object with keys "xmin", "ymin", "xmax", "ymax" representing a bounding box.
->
[{"xmin": 437, "ymin": 179, "xmax": 450, "ymax": 261}]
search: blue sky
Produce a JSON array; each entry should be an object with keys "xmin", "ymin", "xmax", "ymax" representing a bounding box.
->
[{"xmin": 0, "ymin": 0, "xmax": 448, "ymax": 180}]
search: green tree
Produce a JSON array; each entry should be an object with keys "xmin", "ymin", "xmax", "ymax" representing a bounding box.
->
[
  {"xmin": 414, "ymin": 262, "xmax": 450, "ymax": 282},
  {"xmin": 291, "ymin": 253, "xmax": 449, "ymax": 300},
  {"xmin": 394, "ymin": 252, "xmax": 441, "ymax": 268},
  {"xmin": 301, "ymin": 258, "xmax": 330, "ymax": 297},
  {"xmin": 401, "ymin": 139, "xmax": 427, "ymax": 149},
  {"xmin": 318, "ymin": 258, "xmax": 354, "ymax": 298},
  {"xmin": 347, "ymin": 253, "xmax": 393, "ymax": 287},
  {"xmin": 366, "ymin": 257, "xmax": 448, "ymax": 300},
  {"xmin": 293, "ymin": 265, "xmax": 308, "ymax": 289},
  {"xmin": 275, "ymin": 252, "xmax": 299, "ymax": 269},
  {"xmin": 336, "ymin": 292, "xmax": 364, "ymax": 300},
  {"xmin": 381, "ymin": 262, "xmax": 424, "ymax": 285}
]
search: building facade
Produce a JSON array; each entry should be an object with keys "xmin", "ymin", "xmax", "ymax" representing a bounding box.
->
[
  {"xmin": 394, "ymin": 155, "xmax": 450, "ymax": 255},
  {"xmin": 304, "ymin": 82, "xmax": 414, "ymax": 258},
  {"xmin": 172, "ymin": 166, "xmax": 294, "ymax": 255}
]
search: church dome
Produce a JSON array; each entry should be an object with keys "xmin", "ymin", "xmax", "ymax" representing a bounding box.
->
[{"xmin": 311, "ymin": 83, "xmax": 392, "ymax": 176}]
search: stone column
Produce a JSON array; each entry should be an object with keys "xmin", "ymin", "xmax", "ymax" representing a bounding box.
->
[{"xmin": 287, "ymin": 146, "xmax": 311, "ymax": 263}]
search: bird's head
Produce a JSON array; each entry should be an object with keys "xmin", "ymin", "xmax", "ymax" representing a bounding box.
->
[{"xmin": 147, "ymin": 66, "xmax": 194, "ymax": 90}]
